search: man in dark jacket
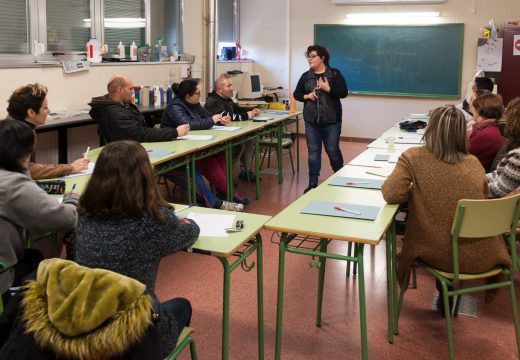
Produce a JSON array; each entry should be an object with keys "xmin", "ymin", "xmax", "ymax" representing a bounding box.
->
[
  {"xmin": 204, "ymin": 74, "xmax": 260, "ymax": 181},
  {"xmin": 89, "ymin": 74, "xmax": 189, "ymax": 142}
]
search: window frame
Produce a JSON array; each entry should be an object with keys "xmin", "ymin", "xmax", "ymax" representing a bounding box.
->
[{"xmin": 0, "ymin": 0, "xmax": 184, "ymax": 64}]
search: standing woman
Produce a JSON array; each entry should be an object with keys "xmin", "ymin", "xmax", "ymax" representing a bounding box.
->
[
  {"xmin": 294, "ymin": 45, "xmax": 348, "ymax": 193},
  {"xmin": 382, "ymin": 106, "xmax": 510, "ymax": 307},
  {"xmin": 75, "ymin": 140, "xmax": 200, "ymax": 357},
  {"xmin": 0, "ymin": 120, "xmax": 78, "ymax": 305}
]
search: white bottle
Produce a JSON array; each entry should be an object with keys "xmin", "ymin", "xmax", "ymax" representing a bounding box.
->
[
  {"xmin": 154, "ymin": 85, "xmax": 161, "ymax": 107},
  {"xmin": 172, "ymin": 43, "xmax": 178, "ymax": 61},
  {"xmin": 86, "ymin": 38, "xmax": 102, "ymax": 63},
  {"xmin": 117, "ymin": 41, "xmax": 125, "ymax": 59},
  {"xmin": 130, "ymin": 41, "xmax": 137, "ymax": 61}
]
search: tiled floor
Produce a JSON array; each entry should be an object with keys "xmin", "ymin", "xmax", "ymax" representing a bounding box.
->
[{"xmin": 156, "ymin": 137, "xmax": 520, "ymax": 360}]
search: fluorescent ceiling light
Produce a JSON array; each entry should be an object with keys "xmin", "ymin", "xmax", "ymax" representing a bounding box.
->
[
  {"xmin": 346, "ymin": 11, "xmax": 440, "ymax": 19},
  {"xmin": 345, "ymin": 11, "xmax": 440, "ymax": 24},
  {"xmin": 83, "ymin": 18, "xmax": 146, "ymax": 28}
]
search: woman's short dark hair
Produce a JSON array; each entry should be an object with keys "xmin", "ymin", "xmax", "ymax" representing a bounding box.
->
[
  {"xmin": 473, "ymin": 93, "xmax": 504, "ymax": 120},
  {"xmin": 305, "ymin": 45, "xmax": 330, "ymax": 66},
  {"xmin": 474, "ymin": 77, "xmax": 494, "ymax": 92},
  {"xmin": 171, "ymin": 79, "xmax": 199, "ymax": 99},
  {"xmin": 78, "ymin": 140, "xmax": 172, "ymax": 221},
  {"xmin": 7, "ymin": 83, "xmax": 48, "ymax": 121},
  {"xmin": 0, "ymin": 119, "xmax": 35, "ymax": 173}
]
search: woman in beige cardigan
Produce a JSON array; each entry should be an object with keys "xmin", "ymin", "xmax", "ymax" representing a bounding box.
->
[{"xmin": 382, "ymin": 105, "xmax": 511, "ymax": 294}]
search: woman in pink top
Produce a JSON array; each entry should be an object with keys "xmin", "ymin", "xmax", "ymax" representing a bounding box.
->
[{"xmin": 468, "ymin": 93, "xmax": 504, "ymax": 172}]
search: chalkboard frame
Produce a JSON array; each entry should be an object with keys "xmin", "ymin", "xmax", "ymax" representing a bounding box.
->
[{"xmin": 314, "ymin": 23, "xmax": 465, "ymax": 99}]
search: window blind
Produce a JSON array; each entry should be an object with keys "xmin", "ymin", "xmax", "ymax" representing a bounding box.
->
[
  {"xmin": 104, "ymin": 0, "xmax": 145, "ymax": 54},
  {"xmin": 47, "ymin": 0, "xmax": 90, "ymax": 53},
  {"xmin": 218, "ymin": 0, "xmax": 236, "ymax": 43},
  {"xmin": 0, "ymin": 0, "xmax": 29, "ymax": 54}
]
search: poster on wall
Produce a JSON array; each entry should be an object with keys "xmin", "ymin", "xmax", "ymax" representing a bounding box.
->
[
  {"xmin": 514, "ymin": 35, "xmax": 520, "ymax": 56},
  {"xmin": 477, "ymin": 38, "xmax": 503, "ymax": 71}
]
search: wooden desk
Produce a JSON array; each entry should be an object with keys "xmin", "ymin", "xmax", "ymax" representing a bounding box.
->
[
  {"xmin": 264, "ymin": 165, "xmax": 399, "ymax": 360},
  {"xmin": 174, "ymin": 205, "xmax": 271, "ymax": 360}
]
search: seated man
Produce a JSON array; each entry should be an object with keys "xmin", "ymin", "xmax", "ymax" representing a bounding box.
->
[
  {"xmin": 204, "ymin": 73, "xmax": 260, "ymax": 182},
  {"xmin": 7, "ymin": 83, "xmax": 89, "ymax": 179},
  {"xmin": 88, "ymin": 74, "xmax": 243, "ymax": 211}
]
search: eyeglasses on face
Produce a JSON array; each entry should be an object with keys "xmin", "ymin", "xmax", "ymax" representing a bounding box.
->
[{"xmin": 305, "ymin": 53, "xmax": 319, "ymax": 59}]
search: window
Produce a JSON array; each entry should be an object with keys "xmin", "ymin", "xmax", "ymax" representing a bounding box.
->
[
  {"xmin": 47, "ymin": 0, "xmax": 91, "ymax": 53},
  {"xmin": 104, "ymin": 0, "xmax": 145, "ymax": 52},
  {"xmin": 0, "ymin": 0, "xmax": 184, "ymax": 62},
  {"xmin": 0, "ymin": 0, "xmax": 30, "ymax": 54},
  {"xmin": 218, "ymin": 0, "xmax": 238, "ymax": 43}
]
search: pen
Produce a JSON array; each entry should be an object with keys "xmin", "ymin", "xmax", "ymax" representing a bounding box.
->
[
  {"xmin": 71, "ymin": 183, "xmax": 76, "ymax": 193},
  {"xmin": 346, "ymin": 181, "xmax": 369, "ymax": 185},
  {"xmin": 174, "ymin": 204, "xmax": 193, "ymax": 214},
  {"xmin": 334, "ymin": 206, "xmax": 361, "ymax": 215},
  {"xmin": 83, "ymin": 146, "xmax": 90, "ymax": 160}
]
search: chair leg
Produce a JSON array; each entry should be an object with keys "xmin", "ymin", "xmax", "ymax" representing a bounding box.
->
[
  {"xmin": 288, "ymin": 147, "xmax": 295, "ymax": 174},
  {"xmin": 189, "ymin": 338, "xmax": 198, "ymax": 360},
  {"xmin": 411, "ymin": 267, "xmax": 417, "ymax": 289},
  {"xmin": 454, "ymin": 292, "xmax": 462, "ymax": 317},
  {"xmin": 508, "ymin": 276, "xmax": 520, "ymax": 358},
  {"xmin": 440, "ymin": 281, "xmax": 455, "ymax": 360},
  {"xmin": 396, "ymin": 270, "xmax": 411, "ymax": 323},
  {"xmin": 260, "ymin": 146, "xmax": 269, "ymax": 170},
  {"xmin": 353, "ymin": 244, "xmax": 358, "ymax": 276}
]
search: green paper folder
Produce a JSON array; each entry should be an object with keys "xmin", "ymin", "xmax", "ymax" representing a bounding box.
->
[
  {"xmin": 301, "ymin": 200, "xmax": 380, "ymax": 221},
  {"xmin": 328, "ymin": 176, "xmax": 384, "ymax": 190}
]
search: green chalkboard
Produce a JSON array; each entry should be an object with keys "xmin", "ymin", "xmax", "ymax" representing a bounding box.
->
[{"xmin": 314, "ymin": 24, "xmax": 464, "ymax": 99}]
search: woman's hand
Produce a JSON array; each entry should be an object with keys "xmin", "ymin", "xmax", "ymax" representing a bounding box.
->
[
  {"xmin": 70, "ymin": 158, "xmax": 90, "ymax": 173},
  {"xmin": 317, "ymin": 77, "xmax": 330, "ymax": 93},
  {"xmin": 177, "ymin": 124, "xmax": 190, "ymax": 136},
  {"xmin": 304, "ymin": 90, "xmax": 317, "ymax": 101}
]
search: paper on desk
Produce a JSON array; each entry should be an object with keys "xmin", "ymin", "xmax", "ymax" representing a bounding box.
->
[
  {"xmin": 186, "ymin": 213, "xmax": 235, "ymax": 237},
  {"xmin": 177, "ymin": 135, "xmax": 215, "ymax": 141},
  {"xmin": 146, "ymin": 149, "xmax": 175, "ymax": 158},
  {"xmin": 365, "ymin": 167, "xmax": 394, "ymax": 178},
  {"xmin": 211, "ymin": 126, "xmax": 241, "ymax": 132},
  {"xmin": 63, "ymin": 162, "xmax": 95, "ymax": 178}
]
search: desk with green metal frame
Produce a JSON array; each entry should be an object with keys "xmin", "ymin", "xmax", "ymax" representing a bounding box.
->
[
  {"xmin": 264, "ymin": 165, "xmax": 399, "ymax": 360},
  {"xmin": 174, "ymin": 205, "xmax": 271, "ymax": 360}
]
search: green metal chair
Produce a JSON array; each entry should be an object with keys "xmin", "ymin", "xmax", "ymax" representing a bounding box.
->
[
  {"xmin": 397, "ymin": 193, "xmax": 520, "ymax": 360},
  {"xmin": 165, "ymin": 327, "xmax": 198, "ymax": 360}
]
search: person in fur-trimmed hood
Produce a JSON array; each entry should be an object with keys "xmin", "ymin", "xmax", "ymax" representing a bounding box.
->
[{"xmin": 0, "ymin": 258, "xmax": 163, "ymax": 359}]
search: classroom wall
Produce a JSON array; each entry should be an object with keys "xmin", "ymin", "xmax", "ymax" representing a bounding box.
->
[{"xmin": 240, "ymin": 0, "xmax": 520, "ymax": 139}]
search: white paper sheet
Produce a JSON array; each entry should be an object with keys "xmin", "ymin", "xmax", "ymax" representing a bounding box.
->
[
  {"xmin": 186, "ymin": 213, "xmax": 235, "ymax": 237},
  {"xmin": 63, "ymin": 162, "xmax": 95, "ymax": 178},
  {"xmin": 211, "ymin": 126, "xmax": 241, "ymax": 132},
  {"xmin": 177, "ymin": 135, "xmax": 215, "ymax": 140}
]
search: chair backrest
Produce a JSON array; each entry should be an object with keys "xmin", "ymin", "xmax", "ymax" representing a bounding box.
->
[
  {"xmin": 450, "ymin": 192, "xmax": 520, "ymax": 278},
  {"xmin": 268, "ymin": 102, "xmax": 286, "ymax": 110}
]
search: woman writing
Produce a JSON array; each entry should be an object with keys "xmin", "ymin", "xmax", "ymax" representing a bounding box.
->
[
  {"xmin": 75, "ymin": 140, "xmax": 199, "ymax": 356},
  {"xmin": 161, "ymin": 79, "xmax": 249, "ymax": 206},
  {"xmin": 0, "ymin": 120, "xmax": 78, "ymax": 305},
  {"xmin": 382, "ymin": 106, "xmax": 510, "ymax": 310}
]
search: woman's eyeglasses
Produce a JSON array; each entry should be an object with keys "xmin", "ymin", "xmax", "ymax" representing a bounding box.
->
[{"xmin": 305, "ymin": 53, "xmax": 319, "ymax": 59}]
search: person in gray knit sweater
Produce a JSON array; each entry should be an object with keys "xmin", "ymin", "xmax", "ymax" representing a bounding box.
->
[
  {"xmin": 487, "ymin": 97, "xmax": 520, "ymax": 198},
  {"xmin": 75, "ymin": 140, "xmax": 200, "ymax": 357},
  {"xmin": 0, "ymin": 120, "xmax": 78, "ymax": 304}
]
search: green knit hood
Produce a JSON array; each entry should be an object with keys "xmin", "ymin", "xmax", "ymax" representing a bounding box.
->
[{"xmin": 21, "ymin": 258, "xmax": 154, "ymax": 360}]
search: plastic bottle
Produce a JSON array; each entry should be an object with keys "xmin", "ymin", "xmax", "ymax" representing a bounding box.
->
[
  {"xmin": 86, "ymin": 38, "xmax": 102, "ymax": 63},
  {"xmin": 159, "ymin": 86, "xmax": 165, "ymax": 106},
  {"xmin": 154, "ymin": 86, "xmax": 161, "ymax": 107},
  {"xmin": 140, "ymin": 86, "xmax": 149, "ymax": 106},
  {"xmin": 117, "ymin": 41, "xmax": 125, "ymax": 59},
  {"xmin": 133, "ymin": 86, "xmax": 141, "ymax": 105},
  {"xmin": 130, "ymin": 41, "xmax": 137, "ymax": 61},
  {"xmin": 172, "ymin": 43, "xmax": 178, "ymax": 61},
  {"xmin": 235, "ymin": 42, "xmax": 241, "ymax": 60},
  {"xmin": 166, "ymin": 84, "xmax": 173, "ymax": 105},
  {"xmin": 149, "ymin": 87, "xmax": 154, "ymax": 105}
]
